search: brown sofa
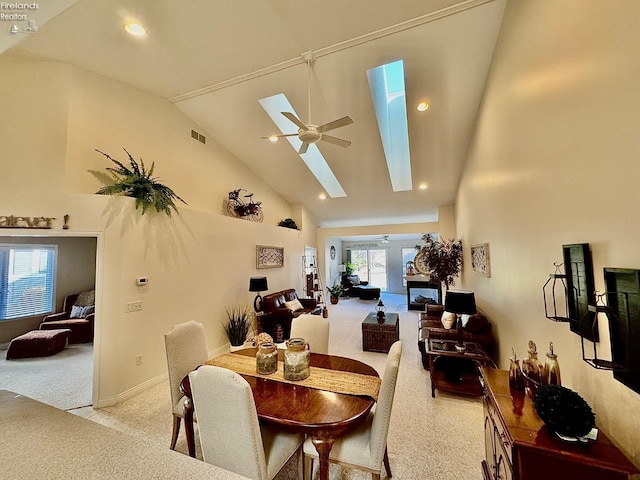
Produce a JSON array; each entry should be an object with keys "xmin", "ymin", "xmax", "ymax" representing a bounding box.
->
[
  {"xmin": 258, "ymin": 288, "xmax": 320, "ymax": 341},
  {"xmin": 418, "ymin": 303, "xmax": 494, "ymax": 369},
  {"xmin": 39, "ymin": 291, "xmax": 95, "ymax": 343}
]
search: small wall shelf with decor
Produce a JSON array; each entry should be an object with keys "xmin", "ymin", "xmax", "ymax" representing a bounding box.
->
[{"xmin": 302, "ymin": 255, "xmax": 325, "ymax": 309}]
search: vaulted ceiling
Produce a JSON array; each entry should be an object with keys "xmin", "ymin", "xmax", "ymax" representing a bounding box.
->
[{"xmin": 3, "ymin": 0, "xmax": 506, "ymax": 228}]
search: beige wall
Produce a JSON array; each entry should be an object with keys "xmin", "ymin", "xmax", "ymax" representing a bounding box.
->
[
  {"xmin": 456, "ymin": 0, "xmax": 640, "ymax": 464},
  {"xmin": 0, "ymin": 56, "xmax": 316, "ymax": 406}
]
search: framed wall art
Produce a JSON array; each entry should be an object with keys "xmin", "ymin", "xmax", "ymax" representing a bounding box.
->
[
  {"xmin": 256, "ymin": 245, "xmax": 284, "ymax": 269},
  {"xmin": 470, "ymin": 243, "xmax": 491, "ymax": 277}
]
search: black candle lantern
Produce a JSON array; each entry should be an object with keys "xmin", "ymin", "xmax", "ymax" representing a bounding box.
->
[{"xmin": 376, "ymin": 299, "xmax": 386, "ymax": 322}]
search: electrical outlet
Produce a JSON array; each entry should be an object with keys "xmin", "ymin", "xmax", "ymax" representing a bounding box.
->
[
  {"xmin": 135, "ymin": 354, "xmax": 143, "ymax": 365},
  {"xmin": 126, "ymin": 301, "xmax": 142, "ymax": 313}
]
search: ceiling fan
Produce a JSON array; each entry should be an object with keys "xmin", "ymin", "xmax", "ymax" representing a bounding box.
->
[{"xmin": 263, "ymin": 52, "xmax": 354, "ymax": 154}]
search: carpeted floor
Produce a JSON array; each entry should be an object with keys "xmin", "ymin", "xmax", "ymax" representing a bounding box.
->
[
  {"xmin": 0, "ymin": 342, "xmax": 93, "ymax": 411},
  {"xmin": 70, "ymin": 293, "xmax": 484, "ymax": 480}
]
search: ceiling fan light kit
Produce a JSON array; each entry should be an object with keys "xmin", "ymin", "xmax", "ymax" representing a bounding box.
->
[{"xmin": 263, "ymin": 51, "xmax": 354, "ymax": 154}]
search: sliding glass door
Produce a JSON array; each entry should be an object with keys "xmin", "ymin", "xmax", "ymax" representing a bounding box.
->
[{"xmin": 350, "ymin": 249, "xmax": 387, "ymax": 291}]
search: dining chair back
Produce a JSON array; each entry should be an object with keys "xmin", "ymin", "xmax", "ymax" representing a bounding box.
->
[
  {"xmin": 302, "ymin": 340, "xmax": 402, "ymax": 480},
  {"xmin": 164, "ymin": 320, "xmax": 208, "ymax": 451},
  {"xmin": 189, "ymin": 365, "xmax": 303, "ymax": 480},
  {"xmin": 290, "ymin": 314, "xmax": 330, "ymax": 354}
]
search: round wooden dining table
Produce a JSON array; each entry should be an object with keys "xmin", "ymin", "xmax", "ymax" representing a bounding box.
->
[{"xmin": 180, "ymin": 348, "xmax": 379, "ymax": 480}]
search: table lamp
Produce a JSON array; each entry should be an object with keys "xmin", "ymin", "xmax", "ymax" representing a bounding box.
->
[
  {"xmin": 444, "ymin": 290, "xmax": 476, "ymax": 353},
  {"xmin": 249, "ymin": 276, "xmax": 268, "ymax": 311}
]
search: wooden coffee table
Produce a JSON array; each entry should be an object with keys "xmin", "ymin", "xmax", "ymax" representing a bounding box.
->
[{"xmin": 426, "ymin": 339, "xmax": 494, "ymax": 397}]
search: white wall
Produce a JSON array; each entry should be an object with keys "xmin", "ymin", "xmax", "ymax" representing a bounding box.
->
[
  {"xmin": 456, "ymin": 0, "xmax": 640, "ymax": 464},
  {"xmin": 0, "ymin": 56, "xmax": 316, "ymax": 406}
]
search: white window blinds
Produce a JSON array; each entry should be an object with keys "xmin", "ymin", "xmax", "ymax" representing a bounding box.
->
[{"xmin": 0, "ymin": 245, "xmax": 56, "ymax": 320}]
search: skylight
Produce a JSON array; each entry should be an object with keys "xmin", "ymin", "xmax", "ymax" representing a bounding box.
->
[
  {"xmin": 258, "ymin": 94, "xmax": 346, "ymax": 198},
  {"xmin": 366, "ymin": 60, "xmax": 412, "ymax": 192}
]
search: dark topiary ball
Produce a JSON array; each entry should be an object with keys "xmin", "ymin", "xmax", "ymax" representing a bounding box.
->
[{"xmin": 533, "ymin": 384, "xmax": 595, "ymax": 438}]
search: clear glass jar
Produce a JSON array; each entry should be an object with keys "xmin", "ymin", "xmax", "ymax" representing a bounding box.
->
[
  {"xmin": 256, "ymin": 342, "xmax": 277, "ymax": 375},
  {"xmin": 283, "ymin": 337, "xmax": 310, "ymax": 381}
]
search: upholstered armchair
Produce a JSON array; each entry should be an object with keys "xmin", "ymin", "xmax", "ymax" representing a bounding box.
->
[{"xmin": 39, "ymin": 290, "xmax": 95, "ymax": 343}]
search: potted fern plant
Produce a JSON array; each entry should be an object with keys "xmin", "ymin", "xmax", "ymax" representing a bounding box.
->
[{"xmin": 224, "ymin": 305, "xmax": 252, "ymax": 348}]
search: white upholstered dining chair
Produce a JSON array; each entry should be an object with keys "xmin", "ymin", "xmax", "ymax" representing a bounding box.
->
[
  {"xmin": 302, "ymin": 340, "xmax": 402, "ymax": 480},
  {"xmin": 164, "ymin": 320, "xmax": 208, "ymax": 451},
  {"xmin": 290, "ymin": 313, "xmax": 330, "ymax": 354},
  {"xmin": 189, "ymin": 365, "xmax": 304, "ymax": 480}
]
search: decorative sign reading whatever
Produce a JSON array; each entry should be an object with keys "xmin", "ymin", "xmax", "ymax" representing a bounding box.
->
[{"xmin": 0, "ymin": 215, "xmax": 55, "ymax": 229}]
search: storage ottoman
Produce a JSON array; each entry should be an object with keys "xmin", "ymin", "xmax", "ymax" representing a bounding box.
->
[
  {"xmin": 362, "ymin": 312, "xmax": 399, "ymax": 353},
  {"xmin": 355, "ymin": 285, "xmax": 381, "ymax": 300},
  {"xmin": 6, "ymin": 329, "xmax": 71, "ymax": 360}
]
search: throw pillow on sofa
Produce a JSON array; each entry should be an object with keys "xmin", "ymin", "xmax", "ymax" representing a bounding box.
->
[
  {"xmin": 284, "ymin": 299, "xmax": 304, "ymax": 312},
  {"xmin": 75, "ymin": 289, "xmax": 95, "ymax": 307},
  {"xmin": 70, "ymin": 305, "xmax": 95, "ymax": 318},
  {"xmin": 441, "ymin": 311, "xmax": 456, "ymax": 329},
  {"xmin": 463, "ymin": 314, "xmax": 488, "ymax": 333}
]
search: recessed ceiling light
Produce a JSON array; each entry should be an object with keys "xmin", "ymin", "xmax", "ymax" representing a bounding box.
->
[
  {"xmin": 268, "ymin": 135, "xmax": 278, "ymax": 143},
  {"xmin": 419, "ymin": 183, "xmax": 428, "ymax": 190},
  {"xmin": 417, "ymin": 101, "xmax": 429, "ymax": 112},
  {"xmin": 318, "ymin": 193, "xmax": 326, "ymax": 200},
  {"xmin": 124, "ymin": 23, "xmax": 146, "ymax": 36}
]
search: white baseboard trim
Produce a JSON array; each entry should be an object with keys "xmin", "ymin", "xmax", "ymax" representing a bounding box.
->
[{"xmin": 94, "ymin": 343, "xmax": 232, "ymax": 408}]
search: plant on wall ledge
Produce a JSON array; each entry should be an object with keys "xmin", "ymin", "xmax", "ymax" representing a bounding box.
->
[
  {"xmin": 278, "ymin": 218, "xmax": 299, "ymax": 230},
  {"xmin": 91, "ymin": 148, "xmax": 187, "ymax": 217}
]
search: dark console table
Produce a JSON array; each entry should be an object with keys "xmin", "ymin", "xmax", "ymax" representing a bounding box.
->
[
  {"xmin": 405, "ymin": 276, "xmax": 441, "ymax": 310},
  {"xmin": 480, "ymin": 368, "xmax": 639, "ymax": 480}
]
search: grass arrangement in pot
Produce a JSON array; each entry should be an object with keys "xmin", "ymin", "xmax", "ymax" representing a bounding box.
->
[{"xmin": 224, "ymin": 305, "xmax": 252, "ymax": 348}]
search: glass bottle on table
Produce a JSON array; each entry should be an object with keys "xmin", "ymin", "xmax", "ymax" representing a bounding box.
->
[
  {"xmin": 508, "ymin": 347, "xmax": 524, "ymax": 392},
  {"xmin": 522, "ymin": 340, "xmax": 542, "ymax": 398},
  {"xmin": 542, "ymin": 342, "xmax": 561, "ymax": 386}
]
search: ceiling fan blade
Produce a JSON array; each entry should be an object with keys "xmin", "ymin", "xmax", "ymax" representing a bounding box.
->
[
  {"xmin": 282, "ymin": 112, "xmax": 307, "ymax": 130},
  {"xmin": 260, "ymin": 133, "xmax": 298, "ymax": 139},
  {"xmin": 298, "ymin": 142, "xmax": 310, "ymax": 154},
  {"xmin": 317, "ymin": 116, "xmax": 354, "ymax": 133},
  {"xmin": 321, "ymin": 135, "xmax": 351, "ymax": 148}
]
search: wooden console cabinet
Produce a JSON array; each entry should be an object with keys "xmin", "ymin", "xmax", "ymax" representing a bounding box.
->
[{"xmin": 480, "ymin": 368, "xmax": 639, "ymax": 480}]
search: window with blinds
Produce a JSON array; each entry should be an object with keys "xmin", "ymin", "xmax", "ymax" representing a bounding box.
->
[{"xmin": 0, "ymin": 245, "xmax": 56, "ymax": 320}]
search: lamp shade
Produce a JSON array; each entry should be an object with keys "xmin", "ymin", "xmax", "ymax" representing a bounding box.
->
[
  {"xmin": 249, "ymin": 276, "xmax": 268, "ymax": 292},
  {"xmin": 337, "ymin": 264, "xmax": 347, "ymax": 273},
  {"xmin": 444, "ymin": 290, "xmax": 476, "ymax": 315}
]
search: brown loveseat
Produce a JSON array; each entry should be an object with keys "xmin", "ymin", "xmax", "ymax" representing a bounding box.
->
[
  {"xmin": 258, "ymin": 288, "xmax": 320, "ymax": 341},
  {"xmin": 418, "ymin": 303, "xmax": 494, "ymax": 369},
  {"xmin": 39, "ymin": 291, "xmax": 95, "ymax": 343}
]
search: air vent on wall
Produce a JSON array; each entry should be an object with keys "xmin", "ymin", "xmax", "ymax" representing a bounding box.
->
[{"xmin": 190, "ymin": 129, "xmax": 206, "ymax": 144}]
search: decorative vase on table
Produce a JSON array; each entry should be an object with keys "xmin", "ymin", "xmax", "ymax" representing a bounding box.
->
[
  {"xmin": 283, "ymin": 337, "xmax": 310, "ymax": 381},
  {"xmin": 522, "ymin": 340, "xmax": 543, "ymax": 398},
  {"xmin": 542, "ymin": 342, "xmax": 561, "ymax": 386},
  {"xmin": 256, "ymin": 341, "xmax": 277, "ymax": 375},
  {"xmin": 508, "ymin": 348, "xmax": 525, "ymax": 392}
]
